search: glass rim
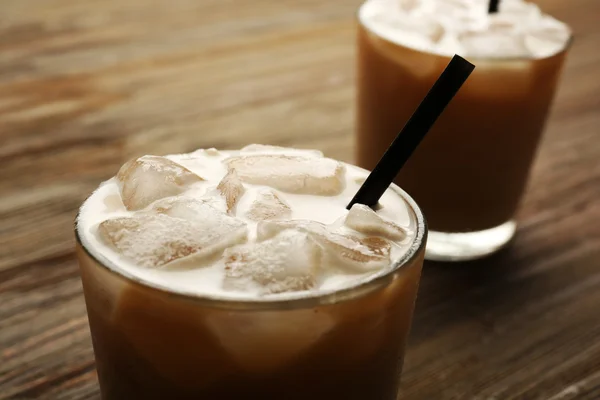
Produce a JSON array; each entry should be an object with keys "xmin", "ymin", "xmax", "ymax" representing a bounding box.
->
[
  {"xmin": 74, "ymin": 183, "xmax": 427, "ymax": 310},
  {"xmin": 356, "ymin": 10, "xmax": 574, "ymax": 63}
]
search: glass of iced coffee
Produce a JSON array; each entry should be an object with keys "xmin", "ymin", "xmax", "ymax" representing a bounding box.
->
[
  {"xmin": 75, "ymin": 145, "xmax": 427, "ymax": 399},
  {"xmin": 356, "ymin": 0, "xmax": 572, "ymax": 261}
]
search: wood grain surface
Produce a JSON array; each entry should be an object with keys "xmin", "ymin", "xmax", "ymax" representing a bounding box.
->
[{"xmin": 1, "ymin": 0, "xmax": 599, "ymax": 399}]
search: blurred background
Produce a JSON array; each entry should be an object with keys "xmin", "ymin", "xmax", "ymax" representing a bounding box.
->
[{"xmin": 1, "ymin": 0, "xmax": 599, "ymax": 399}]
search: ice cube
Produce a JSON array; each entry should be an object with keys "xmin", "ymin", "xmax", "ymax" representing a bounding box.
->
[
  {"xmin": 205, "ymin": 308, "xmax": 333, "ymax": 373},
  {"xmin": 496, "ymin": 1, "xmax": 542, "ymax": 28},
  {"xmin": 225, "ymin": 154, "xmax": 346, "ymax": 195},
  {"xmin": 197, "ymin": 188, "xmax": 228, "ymax": 213},
  {"xmin": 150, "ymin": 196, "xmax": 211, "ymax": 219},
  {"xmin": 204, "ymin": 148, "xmax": 220, "ymax": 156},
  {"xmin": 240, "ymin": 144, "xmax": 323, "ymax": 157},
  {"xmin": 432, "ymin": 0, "xmax": 474, "ymax": 14},
  {"xmin": 397, "ymin": 0, "xmax": 418, "ymax": 12},
  {"xmin": 345, "ymin": 204, "xmax": 407, "ymax": 241},
  {"xmin": 257, "ymin": 220, "xmax": 390, "ymax": 273},
  {"xmin": 319, "ymin": 233, "xmax": 391, "ymax": 273},
  {"xmin": 223, "ymin": 230, "xmax": 321, "ymax": 294},
  {"xmin": 389, "ymin": 13, "xmax": 445, "ymax": 46},
  {"xmin": 116, "ymin": 155, "xmax": 204, "ymax": 211},
  {"xmin": 246, "ymin": 189, "xmax": 292, "ymax": 221},
  {"xmin": 459, "ymin": 30, "xmax": 530, "ymax": 58},
  {"xmin": 433, "ymin": 0, "xmax": 487, "ymax": 32},
  {"xmin": 525, "ymin": 18, "xmax": 571, "ymax": 58},
  {"xmin": 150, "ymin": 196, "xmax": 248, "ymax": 248},
  {"xmin": 217, "ymin": 169, "xmax": 245, "ymax": 214},
  {"xmin": 99, "ymin": 201, "xmax": 247, "ymax": 268},
  {"xmin": 256, "ymin": 219, "xmax": 328, "ymax": 242}
]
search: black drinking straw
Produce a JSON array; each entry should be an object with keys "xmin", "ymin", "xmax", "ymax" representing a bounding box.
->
[
  {"xmin": 488, "ymin": 0, "xmax": 500, "ymax": 13},
  {"xmin": 347, "ymin": 55, "xmax": 475, "ymax": 210}
]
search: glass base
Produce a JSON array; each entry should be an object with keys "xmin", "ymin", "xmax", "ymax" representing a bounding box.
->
[{"xmin": 425, "ymin": 220, "xmax": 517, "ymax": 262}]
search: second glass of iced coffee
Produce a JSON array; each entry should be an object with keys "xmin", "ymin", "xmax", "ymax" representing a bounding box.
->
[{"xmin": 357, "ymin": 0, "xmax": 572, "ymax": 261}]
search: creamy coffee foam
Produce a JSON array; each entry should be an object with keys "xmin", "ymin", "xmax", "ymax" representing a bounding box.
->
[
  {"xmin": 77, "ymin": 145, "xmax": 418, "ymax": 300},
  {"xmin": 359, "ymin": 0, "xmax": 571, "ymax": 59}
]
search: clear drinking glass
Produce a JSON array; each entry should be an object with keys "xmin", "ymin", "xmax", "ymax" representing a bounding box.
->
[
  {"xmin": 356, "ymin": 19, "xmax": 571, "ymax": 261},
  {"xmin": 76, "ymin": 184, "xmax": 427, "ymax": 400}
]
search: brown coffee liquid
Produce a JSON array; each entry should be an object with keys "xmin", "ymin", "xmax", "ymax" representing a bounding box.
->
[
  {"xmin": 356, "ymin": 24, "xmax": 568, "ymax": 232},
  {"xmin": 78, "ymin": 244, "xmax": 424, "ymax": 400}
]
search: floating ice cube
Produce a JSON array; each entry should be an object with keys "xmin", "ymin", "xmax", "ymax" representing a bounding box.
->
[
  {"xmin": 345, "ymin": 204, "xmax": 407, "ymax": 241},
  {"xmin": 240, "ymin": 144, "xmax": 323, "ymax": 157},
  {"xmin": 98, "ymin": 214, "xmax": 202, "ymax": 268},
  {"xmin": 495, "ymin": 1, "xmax": 542, "ymax": 28},
  {"xmin": 397, "ymin": 0, "xmax": 419, "ymax": 12},
  {"xmin": 151, "ymin": 197, "xmax": 248, "ymax": 243},
  {"xmin": 433, "ymin": 0, "xmax": 487, "ymax": 31},
  {"xmin": 318, "ymin": 233, "xmax": 391, "ymax": 273},
  {"xmin": 223, "ymin": 230, "xmax": 321, "ymax": 294},
  {"xmin": 205, "ymin": 307, "xmax": 334, "ymax": 373},
  {"xmin": 225, "ymin": 154, "xmax": 346, "ymax": 195},
  {"xmin": 203, "ymin": 148, "xmax": 220, "ymax": 156},
  {"xmin": 99, "ymin": 200, "xmax": 247, "ymax": 268},
  {"xmin": 525, "ymin": 18, "xmax": 571, "ymax": 58},
  {"xmin": 256, "ymin": 219, "xmax": 328, "ymax": 242},
  {"xmin": 217, "ymin": 169, "xmax": 245, "ymax": 214},
  {"xmin": 257, "ymin": 220, "xmax": 391, "ymax": 273},
  {"xmin": 459, "ymin": 30, "xmax": 530, "ymax": 58},
  {"xmin": 432, "ymin": 0, "xmax": 475, "ymax": 14},
  {"xmin": 386, "ymin": 13, "xmax": 445, "ymax": 46},
  {"xmin": 196, "ymin": 188, "xmax": 228, "ymax": 213},
  {"xmin": 246, "ymin": 189, "xmax": 292, "ymax": 221},
  {"xmin": 116, "ymin": 155, "xmax": 204, "ymax": 211}
]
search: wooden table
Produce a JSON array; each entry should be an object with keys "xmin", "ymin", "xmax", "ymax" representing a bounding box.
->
[{"xmin": 1, "ymin": 0, "xmax": 599, "ymax": 399}]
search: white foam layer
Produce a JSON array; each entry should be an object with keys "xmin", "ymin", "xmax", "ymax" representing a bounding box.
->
[
  {"xmin": 359, "ymin": 0, "xmax": 571, "ymax": 59},
  {"xmin": 77, "ymin": 147, "xmax": 419, "ymax": 300}
]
